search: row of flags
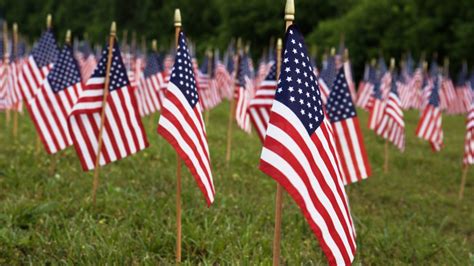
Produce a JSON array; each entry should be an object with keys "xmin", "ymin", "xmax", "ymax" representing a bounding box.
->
[{"xmin": 1, "ymin": 16, "xmax": 473, "ymax": 265}]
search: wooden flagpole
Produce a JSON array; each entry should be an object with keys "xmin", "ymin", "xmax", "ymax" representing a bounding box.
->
[
  {"xmin": 459, "ymin": 165, "xmax": 468, "ymax": 200},
  {"xmin": 174, "ymin": 8, "xmax": 183, "ymax": 263},
  {"xmin": 383, "ymin": 58, "xmax": 395, "ymax": 174},
  {"xmin": 36, "ymin": 15, "xmax": 52, "ymax": 155},
  {"xmin": 273, "ymin": 1, "xmax": 294, "ymax": 265},
  {"xmin": 3, "ymin": 22, "xmax": 10, "ymax": 127},
  {"xmin": 12, "ymin": 23, "xmax": 18, "ymax": 140},
  {"xmin": 91, "ymin": 22, "xmax": 117, "ymax": 206},
  {"xmin": 225, "ymin": 38, "xmax": 241, "ymax": 166}
]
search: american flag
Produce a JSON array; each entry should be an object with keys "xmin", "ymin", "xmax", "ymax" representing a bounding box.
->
[
  {"xmin": 18, "ymin": 29, "xmax": 58, "ymax": 103},
  {"xmin": 367, "ymin": 79, "xmax": 384, "ymax": 130},
  {"xmin": 416, "ymin": 74, "xmax": 443, "ymax": 152},
  {"xmin": 68, "ymin": 38, "xmax": 148, "ymax": 171},
  {"xmin": 259, "ymin": 25, "xmax": 356, "ymax": 265},
  {"xmin": 157, "ymin": 31, "xmax": 215, "ymax": 206},
  {"xmin": 463, "ymin": 100, "xmax": 474, "ymax": 165},
  {"xmin": 27, "ymin": 43, "xmax": 82, "ymax": 154},
  {"xmin": 248, "ymin": 62, "xmax": 276, "ymax": 142},
  {"xmin": 137, "ymin": 52, "xmax": 163, "ymax": 115},
  {"xmin": 326, "ymin": 67, "xmax": 371, "ymax": 184},
  {"xmin": 356, "ymin": 65, "xmax": 376, "ymax": 109},
  {"xmin": 318, "ymin": 54, "xmax": 337, "ymax": 104},
  {"xmin": 375, "ymin": 72, "xmax": 405, "ymax": 151},
  {"xmin": 0, "ymin": 51, "xmax": 11, "ymax": 110},
  {"xmin": 76, "ymin": 41, "xmax": 97, "ymax": 80},
  {"xmin": 234, "ymin": 53, "xmax": 252, "ymax": 133}
]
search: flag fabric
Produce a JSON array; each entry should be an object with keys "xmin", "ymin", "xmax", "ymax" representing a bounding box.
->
[
  {"xmin": 27, "ymin": 43, "xmax": 83, "ymax": 154},
  {"xmin": 18, "ymin": 30, "xmax": 59, "ymax": 103},
  {"xmin": 68, "ymin": 39, "xmax": 148, "ymax": 171},
  {"xmin": 415, "ymin": 75, "xmax": 443, "ymax": 152},
  {"xmin": 137, "ymin": 53, "xmax": 163, "ymax": 116},
  {"xmin": 234, "ymin": 54, "xmax": 252, "ymax": 133},
  {"xmin": 375, "ymin": 72, "xmax": 405, "ymax": 151},
  {"xmin": 260, "ymin": 25, "xmax": 356, "ymax": 265},
  {"xmin": 0, "ymin": 55, "xmax": 11, "ymax": 109},
  {"xmin": 367, "ymin": 79, "xmax": 384, "ymax": 130},
  {"xmin": 463, "ymin": 100, "xmax": 474, "ymax": 165},
  {"xmin": 248, "ymin": 62, "xmax": 276, "ymax": 142},
  {"xmin": 326, "ymin": 67, "xmax": 371, "ymax": 184},
  {"xmin": 157, "ymin": 31, "xmax": 215, "ymax": 206}
]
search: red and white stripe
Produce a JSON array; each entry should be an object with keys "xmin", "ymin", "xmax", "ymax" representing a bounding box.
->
[
  {"xmin": 18, "ymin": 55, "xmax": 52, "ymax": 103},
  {"xmin": 68, "ymin": 76, "xmax": 148, "ymax": 171},
  {"xmin": 463, "ymin": 102, "xmax": 474, "ymax": 165},
  {"xmin": 158, "ymin": 81, "xmax": 215, "ymax": 206},
  {"xmin": 248, "ymin": 79, "xmax": 276, "ymax": 142},
  {"xmin": 0, "ymin": 59, "xmax": 10, "ymax": 109},
  {"xmin": 375, "ymin": 90, "xmax": 405, "ymax": 151},
  {"xmin": 356, "ymin": 82, "xmax": 373, "ymax": 109},
  {"xmin": 343, "ymin": 61, "xmax": 357, "ymax": 102},
  {"xmin": 260, "ymin": 100, "xmax": 356, "ymax": 265},
  {"xmin": 415, "ymin": 105, "xmax": 443, "ymax": 152},
  {"xmin": 28, "ymin": 81, "xmax": 82, "ymax": 154},
  {"xmin": 234, "ymin": 78, "xmax": 252, "ymax": 133},
  {"xmin": 318, "ymin": 77, "xmax": 331, "ymax": 104},
  {"xmin": 367, "ymin": 97, "xmax": 384, "ymax": 130}
]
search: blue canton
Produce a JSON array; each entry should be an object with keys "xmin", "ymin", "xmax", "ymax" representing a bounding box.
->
[
  {"xmin": 429, "ymin": 75, "xmax": 440, "ymax": 107},
  {"xmin": 31, "ymin": 30, "xmax": 59, "ymax": 68},
  {"xmin": 47, "ymin": 44, "xmax": 81, "ymax": 93},
  {"xmin": 237, "ymin": 54, "xmax": 250, "ymax": 87},
  {"xmin": 170, "ymin": 31, "xmax": 199, "ymax": 107},
  {"xmin": 326, "ymin": 67, "xmax": 357, "ymax": 123},
  {"xmin": 265, "ymin": 63, "xmax": 277, "ymax": 81},
  {"xmin": 91, "ymin": 39, "xmax": 130, "ymax": 91},
  {"xmin": 144, "ymin": 53, "xmax": 161, "ymax": 78},
  {"xmin": 275, "ymin": 25, "xmax": 324, "ymax": 135}
]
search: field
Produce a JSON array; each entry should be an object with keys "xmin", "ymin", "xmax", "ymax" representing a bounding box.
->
[{"xmin": 0, "ymin": 102, "xmax": 473, "ymax": 265}]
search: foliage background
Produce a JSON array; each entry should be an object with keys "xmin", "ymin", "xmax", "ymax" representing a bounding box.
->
[{"xmin": 0, "ymin": 0, "xmax": 473, "ymax": 77}]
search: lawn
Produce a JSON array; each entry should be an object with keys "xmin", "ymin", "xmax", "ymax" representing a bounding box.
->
[{"xmin": 0, "ymin": 102, "xmax": 473, "ymax": 264}]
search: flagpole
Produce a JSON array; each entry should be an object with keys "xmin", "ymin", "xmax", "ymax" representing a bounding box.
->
[
  {"xmin": 459, "ymin": 165, "xmax": 468, "ymax": 200},
  {"xmin": 273, "ymin": 1, "xmax": 294, "ymax": 265},
  {"xmin": 225, "ymin": 38, "xmax": 241, "ymax": 166},
  {"xmin": 12, "ymin": 23, "xmax": 18, "ymax": 140},
  {"xmin": 36, "ymin": 15, "xmax": 52, "ymax": 156},
  {"xmin": 174, "ymin": 8, "xmax": 183, "ymax": 263},
  {"xmin": 91, "ymin": 22, "xmax": 117, "ymax": 206},
  {"xmin": 3, "ymin": 22, "xmax": 10, "ymax": 127}
]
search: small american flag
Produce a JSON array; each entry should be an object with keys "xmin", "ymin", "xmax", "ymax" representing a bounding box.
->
[
  {"xmin": 326, "ymin": 67, "xmax": 371, "ymax": 184},
  {"xmin": 137, "ymin": 52, "xmax": 164, "ymax": 115},
  {"xmin": 157, "ymin": 31, "xmax": 215, "ymax": 206},
  {"xmin": 259, "ymin": 25, "xmax": 356, "ymax": 265},
  {"xmin": 234, "ymin": 53, "xmax": 252, "ymax": 133},
  {"xmin": 463, "ymin": 100, "xmax": 474, "ymax": 165},
  {"xmin": 18, "ymin": 29, "xmax": 59, "ymax": 103},
  {"xmin": 375, "ymin": 72, "xmax": 405, "ymax": 151},
  {"xmin": 416, "ymin": 74, "xmax": 443, "ymax": 152},
  {"xmin": 248, "ymin": 62, "xmax": 276, "ymax": 142},
  {"xmin": 68, "ymin": 38, "xmax": 149, "ymax": 170},
  {"xmin": 27, "ymin": 43, "xmax": 82, "ymax": 154},
  {"xmin": 367, "ymin": 79, "xmax": 384, "ymax": 130}
]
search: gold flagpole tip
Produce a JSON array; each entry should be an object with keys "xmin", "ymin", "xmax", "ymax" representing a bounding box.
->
[
  {"xmin": 46, "ymin": 14, "xmax": 52, "ymax": 29},
  {"xmin": 277, "ymin": 38, "xmax": 282, "ymax": 50},
  {"xmin": 152, "ymin": 39, "xmax": 157, "ymax": 52},
  {"xmin": 390, "ymin": 58, "xmax": 395, "ymax": 70},
  {"xmin": 3, "ymin": 21, "xmax": 7, "ymax": 33},
  {"xmin": 344, "ymin": 48, "xmax": 349, "ymax": 62},
  {"xmin": 330, "ymin": 47, "xmax": 336, "ymax": 56},
  {"xmin": 13, "ymin": 23, "xmax": 18, "ymax": 33},
  {"xmin": 423, "ymin": 61, "xmax": 428, "ymax": 71},
  {"xmin": 174, "ymin": 9, "xmax": 182, "ymax": 27},
  {"xmin": 65, "ymin": 30, "xmax": 71, "ymax": 44},
  {"xmin": 370, "ymin": 58, "xmax": 376, "ymax": 66},
  {"xmin": 110, "ymin": 22, "xmax": 117, "ymax": 36},
  {"xmin": 285, "ymin": 0, "xmax": 295, "ymax": 21},
  {"xmin": 237, "ymin": 37, "xmax": 242, "ymax": 51}
]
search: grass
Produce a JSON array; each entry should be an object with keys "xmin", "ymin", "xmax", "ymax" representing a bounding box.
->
[{"xmin": 0, "ymin": 102, "xmax": 473, "ymax": 265}]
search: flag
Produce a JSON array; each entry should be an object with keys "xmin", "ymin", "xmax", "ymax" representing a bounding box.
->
[
  {"xmin": 137, "ymin": 52, "xmax": 163, "ymax": 116},
  {"xmin": 157, "ymin": 31, "xmax": 215, "ymax": 206},
  {"xmin": 367, "ymin": 79, "xmax": 384, "ymax": 130},
  {"xmin": 248, "ymin": 62, "xmax": 276, "ymax": 142},
  {"xmin": 68, "ymin": 38, "xmax": 148, "ymax": 171},
  {"xmin": 234, "ymin": 54, "xmax": 252, "ymax": 133},
  {"xmin": 326, "ymin": 67, "xmax": 371, "ymax": 184},
  {"xmin": 375, "ymin": 72, "xmax": 405, "ymax": 151},
  {"xmin": 0, "ymin": 53, "xmax": 11, "ymax": 110},
  {"xmin": 27, "ymin": 43, "xmax": 82, "ymax": 154},
  {"xmin": 415, "ymin": 75, "xmax": 443, "ymax": 151},
  {"xmin": 18, "ymin": 29, "xmax": 59, "ymax": 103},
  {"xmin": 463, "ymin": 100, "xmax": 474, "ymax": 165},
  {"xmin": 259, "ymin": 25, "xmax": 356, "ymax": 265}
]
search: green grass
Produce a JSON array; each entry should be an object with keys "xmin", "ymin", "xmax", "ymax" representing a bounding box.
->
[{"xmin": 0, "ymin": 102, "xmax": 473, "ymax": 265}]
